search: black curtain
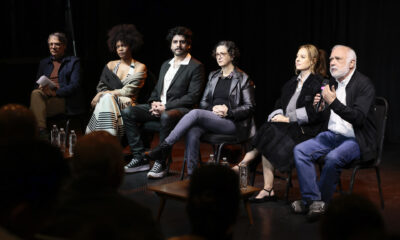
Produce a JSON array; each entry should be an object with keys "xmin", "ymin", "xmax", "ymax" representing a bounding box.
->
[{"xmin": 1, "ymin": 0, "xmax": 400, "ymax": 142}]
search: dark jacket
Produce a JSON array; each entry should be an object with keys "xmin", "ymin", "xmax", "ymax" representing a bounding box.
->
[
  {"xmin": 200, "ymin": 67, "xmax": 256, "ymax": 140},
  {"xmin": 36, "ymin": 56, "xmax": 85, "ymax": 115},
  {"xmin": 148, "ymin": 57, "xmax": 205, "ymax": 112},
  {"xmin": 274, "ymin": 73, "xmax": 325, "ymax": 138},
  {"xmin": 321, "ymin": 70, "xmax": 377, "ymax": 162}
]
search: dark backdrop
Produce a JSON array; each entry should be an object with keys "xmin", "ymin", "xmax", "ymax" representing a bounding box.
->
[{"xmin": 1, "ymin": 0, "xmax": 399, "ymax": 142}]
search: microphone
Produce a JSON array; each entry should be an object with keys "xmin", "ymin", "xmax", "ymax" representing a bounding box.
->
[{"xmin": 315, "ymin": 79, "xmax": 330, "ymax": 111}]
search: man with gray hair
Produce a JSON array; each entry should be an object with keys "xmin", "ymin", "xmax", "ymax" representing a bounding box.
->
[
  {"xmin": 291, "ymin": 45, "xmax": 377, "ymax": 221},
  {"xmin": 30, "ymin": 32, "xmax": 85, "ymax": 138}
]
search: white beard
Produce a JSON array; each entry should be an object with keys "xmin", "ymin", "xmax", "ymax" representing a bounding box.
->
[{"xmin": 330, "ymin": 65, "xmax": 350, "ymax": 80}]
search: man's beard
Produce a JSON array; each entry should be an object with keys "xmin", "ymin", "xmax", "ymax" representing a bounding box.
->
[{"xmin": 330, "ymin": 66, "xmax": 350, "ymax": 79}]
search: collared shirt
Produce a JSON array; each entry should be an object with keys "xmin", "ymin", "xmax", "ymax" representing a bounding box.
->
[
  {"xmin": 160, "ymin": 53, "xmax": 191, "ymax": 104},
  {"xmin": 328, "ymin": 70, "xmax": 356, "ymax": 137}
]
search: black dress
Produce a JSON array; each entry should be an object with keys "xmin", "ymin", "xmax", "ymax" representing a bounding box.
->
[{"xmin": 252, "ymin": 74, "xmax": 325, "ymax": 172}]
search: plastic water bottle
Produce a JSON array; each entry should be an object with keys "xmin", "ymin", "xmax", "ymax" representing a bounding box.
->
[
  {"xmin": 221, "ymin": 157, "xmax": 229, "ymax": 167},
  {"xmin": 50, "ymin": 125, "xmax": 59, "ymax": 146},
  {"xmin": 69, "ymin": 130, "xmax": 77, "ymax": 156},
  {"xmin": 239, "ymin": 165, "xmax": 248, "ymax": 189},
  {"xmin": 207, "ymin": 154, "xmax": 215, "ymax": 165},
  {"xmin": 59, "ymin": 128, "xmax": 66, "ymax": 153}
]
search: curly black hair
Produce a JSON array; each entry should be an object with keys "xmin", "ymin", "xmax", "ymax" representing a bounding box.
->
[
  {"xmin": 212, "ymin": 40, "xmax": 240, "ymax": 65},
  {"xmin": 107, "ymin": 24, "xmax": 143, "ymax": 53},
  {"xmin": 166, "ymin": 26, "xmax": 192, "ymax": 46}
]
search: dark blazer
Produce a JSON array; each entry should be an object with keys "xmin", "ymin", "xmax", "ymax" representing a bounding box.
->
[
  {"xmin": 36, "ymin": 55, "xmax": 85, "ymax": 115},
  {"xmin": 322, "ymin": 70, "xmax": 377, "ymax": 162},
  {"xmin": 200, "ymin": 67, "xmax": 256, "ymax": 140},
  {"xmin": 148, "ymin": 57, "xmax": 205, "ymax": 112},
  {"xmin": 274, "ymin": 73, "xmax": 325, "ymax": 138}
]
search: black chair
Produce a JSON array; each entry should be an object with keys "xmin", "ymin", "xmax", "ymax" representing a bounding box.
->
[
  {"xmin": 180, "ymin": 133, "xmax": 252, "ymax": 180},
  {"xmin": 337, "ymin": 97, "xmax": 388, "ymax": 209}
]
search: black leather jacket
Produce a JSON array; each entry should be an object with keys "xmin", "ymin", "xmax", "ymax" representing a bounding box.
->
[{"xmin": 200, "ymin": 67, "xmax": 256, "ymax": 140}]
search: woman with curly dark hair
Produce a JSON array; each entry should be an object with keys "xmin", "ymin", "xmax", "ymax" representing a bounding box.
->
[{"xmin": 86, "ymin": 24, "xmax": 147, "ymax": 137}]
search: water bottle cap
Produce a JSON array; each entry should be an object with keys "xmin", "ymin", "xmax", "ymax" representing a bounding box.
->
[
  {"xmin": 60, "ymin": 128, "xmax": 64, "ymax": 130},
  {"xmin": 71, "ymin": 130, "xmax": 75, "ymax": 133},
  {"xmin": 53, "ymin": 125, "xmax": 57, "ymax": 127}
]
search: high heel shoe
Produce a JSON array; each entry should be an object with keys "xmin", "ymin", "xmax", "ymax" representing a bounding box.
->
[{"xmin": 249, "ymin": 188, "xmax": 277, "ymax": 203}]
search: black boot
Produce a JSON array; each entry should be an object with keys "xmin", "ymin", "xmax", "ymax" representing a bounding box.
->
[{"xmin": 146, "ymin": 141, "xmax": 172, "ymax": 161}]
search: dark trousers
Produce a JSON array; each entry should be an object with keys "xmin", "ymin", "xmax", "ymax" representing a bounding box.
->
[{"xmin": 121, "ymin": 103, "xmax": 188, "ymax": 157}]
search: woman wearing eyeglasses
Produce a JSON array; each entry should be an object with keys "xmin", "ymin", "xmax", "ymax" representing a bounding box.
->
[{"xmin": 145, "ymin": 40, "xmax": 256, "ymax": 179}]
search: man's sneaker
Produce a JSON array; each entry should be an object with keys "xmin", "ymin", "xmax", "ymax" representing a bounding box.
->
[
  {"xmin": 291, "ymin": 200, "xmax": 308, "ymax": 214},
  {"xmin": 307, "ymin": 201, "xmax": 326, "ymax": 222},
  {"xmin": 147, "ymin": 160, "xmax": 167, "ymax": 179},
  {"xmin": 124, "ymin": 157, "xmax": 150, "ymax": 173}
]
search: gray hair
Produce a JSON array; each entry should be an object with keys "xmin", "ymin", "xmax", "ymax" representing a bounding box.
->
[
  {"xmin": 332, "ymin": 45, "xmax": 357, "ymax": 69},
  {"xmin": 48, "ymin": 32, "xmax": 68, "ymax": 46}
]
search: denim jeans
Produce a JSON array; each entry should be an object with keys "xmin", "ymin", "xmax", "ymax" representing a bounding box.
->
[
  {"xmin": 165, "ymin": 109, "xmax": 236, "ymax": 174},
  {"xmin": 293, "ymin": 131, "xmax": 360, "ymax": 202}
]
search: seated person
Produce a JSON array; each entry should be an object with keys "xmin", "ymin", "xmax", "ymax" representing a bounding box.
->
[
  {"xmin": 169, "ymin": 164, "xmax": 240, "ymax": 240},
  {"xmin": 30, "ymin": 32, "xmax": 85, "ymax": 138},
  {"xmin": 292, "ymin": 45, "xmax": 377, "ymax": 220},
  {"xmin": 41, "ymin": 131, "xmax": 163, "ymax": 240},
  {"xmin": 233, "ymin": 44, "xmax": 327, "ymax": 202},
  {"xmin": 122, "ymin": 26, "xmax": 205, "ymax": 177},
  {"xmin": 147, "ymin": 40, "xmax": 255, "ymax": 178},
  {"xmin": 86, "ymin": 24, "xmax": 147, "ymax": 137},
  {"xmin": 0, "ymin": 104, "xmax": 69, "ymax": 239}
]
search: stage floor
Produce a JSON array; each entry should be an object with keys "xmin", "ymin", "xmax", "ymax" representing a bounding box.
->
[{"xmin": 119, "ymin": 138, "xmax": 400, "ymax": 239}]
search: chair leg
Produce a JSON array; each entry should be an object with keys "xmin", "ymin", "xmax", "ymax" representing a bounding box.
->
[
  {"xmin": 216, "ymin": 143, "xmax": 226, "ymax": 164},
  {"xmin": 337, "ymin": 178, "xmax": 343, "ymax": 194},
  {"xmin": 180, "ymin": 158, "xmax": 186, "ymax": 180},
  {"xmin": 285, "ymin": 170, "xmax": 292, "ymax": 203},
  {"xmin": 349, "ymin": 166, "xmax": 360, "ymax": 193},
  {"xmin": 375, "ymin": 166, "xmax": 385, "ymax": 209}
]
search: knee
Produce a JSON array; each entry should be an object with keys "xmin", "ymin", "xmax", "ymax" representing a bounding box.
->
[
  {"xmin": 31, "ymin": 89, "xmax": 43, "ymax": 98},
  {"xmin": 160, "ymin": 110, "xmax": 185, "ymax": 126},
  {"xmin": 121, "ymin": 106, "xmax": 135, "ymax": 120},
  {"xmin": 323, "ymin": 152, "xmax": 342, "ymax": 169},
  {"xmin": 293, "ymin": 143, "xmax": 306, "ymax": 161}
]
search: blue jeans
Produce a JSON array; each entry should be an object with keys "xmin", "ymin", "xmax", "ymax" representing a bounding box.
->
[
  {"xmin": 165, "ymin": 109, "xmax": 236, "ymax": 174},
  {"xmin": 293, "ymin": 131, "xmax": 360, "ymax": 203}
]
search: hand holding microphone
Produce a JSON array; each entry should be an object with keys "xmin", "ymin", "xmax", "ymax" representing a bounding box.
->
[{"xmin": 315, "ymin": 79, "xmax": 330, "ymax": 111}]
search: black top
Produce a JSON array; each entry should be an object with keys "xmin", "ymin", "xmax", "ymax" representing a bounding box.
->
[{"xmin": 212, "ymin": 75, "xmax": 232, "ymax": 108}]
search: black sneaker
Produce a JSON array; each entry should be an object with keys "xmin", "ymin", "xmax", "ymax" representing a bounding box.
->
[
  {"xmin": 124, "ymin": 157, "xmax": 150, "ymax": 173},
  {"xmin": 147, "ymin": 160, "xmax": 167, "ymax": 179},
  {"xmin": 146, "ymin": 141, "xmax": 172, "ymax": 161}
]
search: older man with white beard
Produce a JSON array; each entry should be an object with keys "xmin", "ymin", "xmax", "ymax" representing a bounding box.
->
[{"xmin": 291, "ymin": 45, "xmax": 377, "ymax": 221}]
